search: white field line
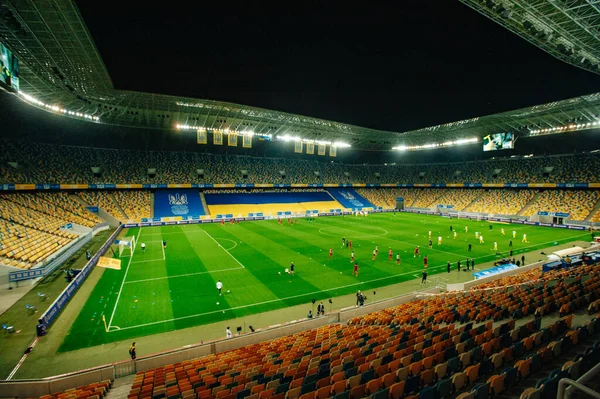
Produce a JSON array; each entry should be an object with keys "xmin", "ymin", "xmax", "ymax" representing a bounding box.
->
[
  {"xmin": 107, "ymin": 228, "xmax": 141, "ymax": 330},
  {"xmin": 108, "ymin": 224, "xmax": 588, "ymax": 331},
  {"xmin": 124, "ymin": 267, "xmax": 245, "ymax": 284},
  {"xmin": 204, "ymin": 230, "xmax": 245, "ymax": 268}
]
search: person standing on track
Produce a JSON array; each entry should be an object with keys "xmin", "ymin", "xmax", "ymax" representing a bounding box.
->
[{"xmin": 129, "ymin": 342, "xmax": 136, "ymax": 360}]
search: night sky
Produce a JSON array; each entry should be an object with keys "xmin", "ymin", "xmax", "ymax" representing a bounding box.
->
[{"xmin": 76, "ymin": 0, "xmax": 600, "ymax": 133}]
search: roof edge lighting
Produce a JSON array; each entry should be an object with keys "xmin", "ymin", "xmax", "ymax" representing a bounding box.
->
[{"xmin": 393, "ymin": 137, "xmax": 478, "ymax": 151}]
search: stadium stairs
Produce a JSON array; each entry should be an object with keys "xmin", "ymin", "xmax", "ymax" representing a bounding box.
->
[
  {"xmin": 199, "ymin": 192, "xmax": 209, "ymax": 217},
  {"xmin": 463, "ymin": 191, "xmax": 486, "ymax": 212},
  {"xmin": 150, "ymin": 192, "xmax": 155, "ymax": 219},
  {"xmin": 517, "ymin": 191, "xmax": 542, "ymax": 217},
  {"xmin": 109, "ymin": 193, "xmax": 129, "ymax": 220},
  {"xmin": 73, "ymin": 194, "xmax": 120, "ymax": 227},
  {"xmin": 585, "ymin": 197, "xmax": 600, "ymax": 222}
]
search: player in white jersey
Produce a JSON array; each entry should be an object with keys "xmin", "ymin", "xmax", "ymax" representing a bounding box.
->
[
  {"xmin": 522, "ymin": 233, "xmax": 528, "ymax": 243},
  {"xmin": 512, "ymin": 230, "xmax": 517, "ymax": 238},
  {"xmin": 464, "ymin": 226, "xmax": 468, "ymax": 233},
  {"xmin": 428, "ymin": 231, "xmax": 432, "ymax": 239},
  {"xmin": 493, "ymin": 242, "xmax": 498, "ymax": 251},
  {"xmin": 438, "ymin": 236, "xmax": 442, "ymax": 245},
  {"xmin": 501, "ymin": 228, "xmax": 505, "ymax": 236},
  {"xmin": 479, "ymin": 235, "xmax": 484, "ymax": 244},
  {"xmin": 453, "ymin": 231, "xmax": 457, "ymax": 239},
  {"xmin": 475, "ymin": 231, "xmax": 479, "ymax": 239}
]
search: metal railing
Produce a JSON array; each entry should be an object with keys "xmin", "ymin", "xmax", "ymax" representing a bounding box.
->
[{"xmin": 558, "ymin": 361, "xmax": 600, "ymax": 399}]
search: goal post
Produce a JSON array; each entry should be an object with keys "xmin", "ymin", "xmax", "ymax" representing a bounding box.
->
[{"xmin": 115, "ymin": 236, "xmax": 136, "ymax": 257}]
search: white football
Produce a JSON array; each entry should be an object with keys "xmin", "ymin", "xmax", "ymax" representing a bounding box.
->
[
  {"xmin": 227, "ymin": 290, "xmax": 230, "ymax": 293},
  {"xmin": 278, "ymin": 272, "xmax": 281, "ymax": 275},
  {"xmin": 216, "ymin": 302, "xmax": 220, "ymax": 305}
]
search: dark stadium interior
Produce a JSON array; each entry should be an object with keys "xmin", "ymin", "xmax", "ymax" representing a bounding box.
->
[{"xmin": 75, "ymin": 0, "xmax": 600, "ymax": 132}]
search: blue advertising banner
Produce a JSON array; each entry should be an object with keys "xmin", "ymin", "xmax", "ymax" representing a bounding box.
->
[
  {"xmin": 464, "ymin": 183, "xmax": 483, "ymax": 188},
  {"xmin": 0, "ymin": 184, "xmax": 15, "ymax": 191},
  {"xmin": 9, "ymin": 268, "xmax": 44, "ymax": 282},
  {"xmin": 35, "ymin": 184, "xmax": 60, "ymax": 190},
  {"xmin": 89, "ymin": 184, "xmax": 116, "ymax": 189},
  {"xmin": 473, "ymin": 263, "xmax": 518, "ymax": 279},
  {"xmin": 504, "ymin": 183, "xmax": 529, "ymax": 188}
]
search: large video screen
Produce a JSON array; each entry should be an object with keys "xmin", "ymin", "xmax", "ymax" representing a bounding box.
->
[
  {"xmin": 0, "ymin": 42, "xmax": 20, "ymax": 90},
  {"xmin": 483, "ymin": 132, "xmax": 514, "ymax": 151}
]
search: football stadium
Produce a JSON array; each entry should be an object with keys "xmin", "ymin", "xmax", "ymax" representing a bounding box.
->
[{"xmin": 2, "ymin": 1, "xmax": 600, "ymax": 399}]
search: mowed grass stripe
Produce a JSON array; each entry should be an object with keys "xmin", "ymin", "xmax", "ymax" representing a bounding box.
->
[{"xmin": 58, "ymin": 213, "xmax": 588, "ymax": 351}]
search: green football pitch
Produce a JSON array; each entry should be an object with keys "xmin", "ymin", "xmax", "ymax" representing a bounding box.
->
[{"xmin": 59, "ymin": 212, "xmax": 589, "ymax": 351}]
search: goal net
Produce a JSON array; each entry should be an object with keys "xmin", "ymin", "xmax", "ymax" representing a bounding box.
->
[{"xmin": 116, "ymin": 236, "xmax": 136, "ymax": 257}]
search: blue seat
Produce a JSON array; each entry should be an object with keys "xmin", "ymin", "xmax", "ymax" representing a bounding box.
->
[
  {"xmin": 529, "ymin": 354, "xmax": 542, "ymax": 372},
  {"xmin": 236, "ymin": 389, "xmax": 250, "ymax": 399},
  {"xmin": 333, "ymin": 391, "xmax": 349, "ymax": 399},
  {"xmin": 419, "ymin": 385, "xmax": 436, "ymax": 399},
  {"xmin": 473, "ymin": 382, "xmax": 489, "ymax": 399},
  {"xmin": 344, "ymin": 366, "xmax": 358, "ymax": 378},
  {"xmin": 371, "ymin": 389, "xmax": 389, "ymax": 399},
  {"xmin": 360, "ymin": 369, "xmax": 375, "ymax": 384},
  {"xmin": 502, "ymin": 367, "xmax": 518, "ymax": 389},
  {"xmin": 448, "ymin": 357, "xmax": 460, "ymax": 374},
  {"xmin": 343, "ymin": 361, "xmax": 355, "ymax": 371},
  {"xmin": 300, "ymin": 381, "xmax": 316, "ymax": 395},
  {"xmin": 436, "ymin": 378, "xmax": 452, "ymax": 399},
  {"xmin": 275, "ymin": 383, "xmax": 289, "ymax": 394},
  {"xmin": 405, "ymin": 375, "xmax": 420, "ymax": 395}
]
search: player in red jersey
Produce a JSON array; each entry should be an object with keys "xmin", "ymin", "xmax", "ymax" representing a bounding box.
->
[
  {"xmin": 221, "ymin": 219, "xmax": 225, "ymax": 226},
  {"xmin": 349, "ymin": 240, "xmax": 353, "ymax": 249},
  {"xmin": 353, "ymin": 262, "xmax": 359, "ymax": 276},
  {"xmin": 230, "ymin": 218, "xmax": 234, "ymax": 224},
  {"xmin": 388, "ymin": 248, "xmax": 393, "ymax": 261},
  {"xmin": 278, "ymin": 218, "xmax": 282, "ymax": 225},
  {"xmin": 329, "ymin": 248, "xmax": 333, "ymax": 259},
  {"xmin": 423, "ymin": 255, "xmax": 428, "ymax": 269},
  {"xmin": 414, "ymin": 246, "xmax": 420, "ymax": 257}
]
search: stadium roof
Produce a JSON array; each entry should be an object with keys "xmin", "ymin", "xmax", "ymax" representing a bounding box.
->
[{"xmin": 1, "ymin": 0, "xmax": 600, "ymax": 151}]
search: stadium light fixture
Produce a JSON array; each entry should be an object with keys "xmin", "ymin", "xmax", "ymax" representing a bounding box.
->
[
  {"xmin": 392, "ymin": 137, "xmax": 477, "ymax": 151},
  {"xmin": 332, "ymin": 141, "xmax": 351, "ymax": 148},
  {"xmin": 18, "ymin": 91, "xmax": 100, "ymax": 121}
]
